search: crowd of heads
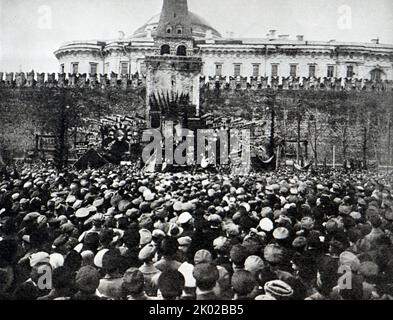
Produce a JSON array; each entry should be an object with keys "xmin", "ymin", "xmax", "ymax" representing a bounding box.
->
[{"xmin": 1, "ymin": 163, "xmax": 393, "ymax": 300}]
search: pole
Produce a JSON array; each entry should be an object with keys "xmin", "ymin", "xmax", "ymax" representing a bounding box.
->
[
  {"xmin": 297, "ymin": 111, "xmax": 301, "ymax": 165},
  {"xmin": 386, "ymin": 114, "xmax": 392, "ymax": 173},
  {"xmin": 276, "ymin": 145, "xmax": 280, "ymax": 169},
  {"xmin": 314, "ymin": 113, "xmax": 317, "ymax": 164},
  {"xmin": 333, "ymin": 145, "xmax": 336, "ymax": 169},
  {"xmin": 264, "ymin": 45, "xmax": 268, "ymax": 77},
  {"xmin": 283, "ymin": 105, "xmax": 287, "ymax": 163}
]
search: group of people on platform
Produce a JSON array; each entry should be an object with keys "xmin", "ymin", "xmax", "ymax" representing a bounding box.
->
[{"xmin": 1, "ymin": 162, "xmax": 393, "ymax": 300}]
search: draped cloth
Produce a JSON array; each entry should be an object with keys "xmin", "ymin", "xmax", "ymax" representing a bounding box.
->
[{"xmin": 73, "ymin": 149, "xmax": 108, "ymax": 170}]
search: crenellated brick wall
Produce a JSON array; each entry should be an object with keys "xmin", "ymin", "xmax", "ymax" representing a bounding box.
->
[
  {"xmin": 1, "ymin": 71, "xmax": 392, "ymax": 92},
  {"xmin": 1, "ymin": 71, "xmax": 393, "ymax": 166}
]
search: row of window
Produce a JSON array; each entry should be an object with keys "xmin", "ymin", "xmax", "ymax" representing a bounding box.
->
[
  {"xmin": 166, "ymin": 25, "xmax": 183, "ymax": 35},
  {"xmin": 63, "ymin": 62, "xmax": 147, "ymax": 76},
  {"xmin": 215, "ymin": 63, "xmax": 358, "ymax": 78},
  {"xmin": 160, "ymin": 44, "xmax": 187, "ymax": 56}
]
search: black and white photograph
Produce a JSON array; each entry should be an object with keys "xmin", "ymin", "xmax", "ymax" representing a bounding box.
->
[{"xmin": 1, "ymin": 0, "xmax": 393, "ymax": 309}]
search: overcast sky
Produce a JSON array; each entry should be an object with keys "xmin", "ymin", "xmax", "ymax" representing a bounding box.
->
[{"xmin": 1, "ymin": 0, "xmax": 392, "ymax": 73}]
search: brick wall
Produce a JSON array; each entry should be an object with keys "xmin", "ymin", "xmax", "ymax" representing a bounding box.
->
[{"xmin": 1, "ymin": 75, "xmax": 392, "ymax": 166}]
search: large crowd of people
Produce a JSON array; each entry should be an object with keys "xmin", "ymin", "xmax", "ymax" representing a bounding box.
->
[{"xmin": 1, "ymin": 162, "xmax": 393, "ymax": 300}]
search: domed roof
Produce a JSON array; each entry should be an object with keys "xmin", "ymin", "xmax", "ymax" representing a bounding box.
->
[{"xmin": 132, "ymin": 11, "xmax": 222, "ymax": 39}]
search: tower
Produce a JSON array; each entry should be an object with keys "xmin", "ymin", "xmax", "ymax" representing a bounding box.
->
[
  {"xmin": 155, "ymin": 0, "xmax": 193, "ymax": 56},
  {"xmin": 145, "ymin": 0, "xmax": 202, "ymax": 128}
]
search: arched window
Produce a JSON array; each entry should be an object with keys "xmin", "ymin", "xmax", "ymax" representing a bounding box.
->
[
  {"xmin": 161, "ymin": 44, "xmax": 170, "ymax": 55},
  {"xmin": 176, "ymin": 45, "xmax": 187, "ymax": 56},
  {"xmin": 166, "ymin": 26, "xmax": 172, "ymax": 34},
  {"xmin": 370, "ymin": 68, "xmax": 385, "ymax": 81}
]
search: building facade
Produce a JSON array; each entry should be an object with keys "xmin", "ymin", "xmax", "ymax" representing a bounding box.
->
[{"xmin": 54, "ymin": 0, "xmax": 393, "ymax": 82}]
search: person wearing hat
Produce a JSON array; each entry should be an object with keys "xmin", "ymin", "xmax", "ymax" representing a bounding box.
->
[
  {"xmin": 177, "ymin": 211, "xmax": 194, "ymax": 238},
  {"xmin": 273, "ymin": 226, "xmax": 292, "ymax": 249},
  {"xmin": 263, "ymin": 243, "xmax": 291, "ymax": 271},
  {"xmin": 73, "ymin": 265, "xmax": 103, "ymax": 300},
  {"xmin": 77, "ymin": 211, "xmax": 104, "ymax": 245},
  {"xmin": 194, "ymin": 249, "xmax": 213, "ymax": 265},
  {"xmin": 292, "ymin": 236, "xmax": 308, "ymax": 253},
  {"xmin": 193, "ymin": 263, "xmax": 220, "ymax": 300},
  {"xmin": 138, "ymin": 243, "xmax": 161, "ymax": 297},
  {"xmin": 212, "ymin": 236, "xmax": 231, "ymax": 273},
  {"xmin": 122, "ymin": 268, "xmax": 151, "ymax": 300},
  {"xmin": 139, "ymin": 228, "xmax": 153, "ymax": 247},
  {"xmin": 257, "ymin": 280, "xmax": 294, "ymax": 300},
  {"xmin": 176, "ymin": 236, "xmax": 192, "ymax": 263},
  {"xmin": 167, "ymin": 223, "xmax": 184, "ymax": 239},
  {"xmin": 244, "ymin": 255, "xmax": 265, "ymax": 279}
]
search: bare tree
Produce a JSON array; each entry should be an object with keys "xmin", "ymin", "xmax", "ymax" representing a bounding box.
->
[
  {"xmin": 305, "ymin": 107, "xmax": 330, "ymax": 165},
  {"xmin": 330, "ymin": 111, "xmax": 352, "ymax": 163}
]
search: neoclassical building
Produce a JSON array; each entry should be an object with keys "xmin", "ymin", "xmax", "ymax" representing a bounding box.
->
[{"xmin": 54, "ymin": 0, "xmax": 393, "ymax": 82}]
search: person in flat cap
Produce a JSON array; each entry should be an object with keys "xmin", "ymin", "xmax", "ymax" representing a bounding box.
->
[
  {"xmin": 258, "ymin": 280, "xmax": 294, "ymax": 300},
  {"xmin": 138, "ymin": 243, "xmax": 160, "ymax": 297},
  {"xmin": 194, "ymin": 249, "xmax": 213, "ymax": 265},
  {"xmin": 177, "ymin": 211, "xmax": 194, "ymax": 238},
  {"xmin": 244, "ymin": 255, "xmax": 265, "ymax": 278},
  {"xmin": 212, "ymin": 236, "xmax": 231, "ymax": 273},
  {"xmin": 176, "ymin": 236, "xmax": 192, "ymax": 263},
  {"xmin": 273, "ymin": 226, "xmax": 292, "ymax": 249},
  {"xmin": 292, "ymin": 236, "xmax": 307, "ymax": 253}
]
